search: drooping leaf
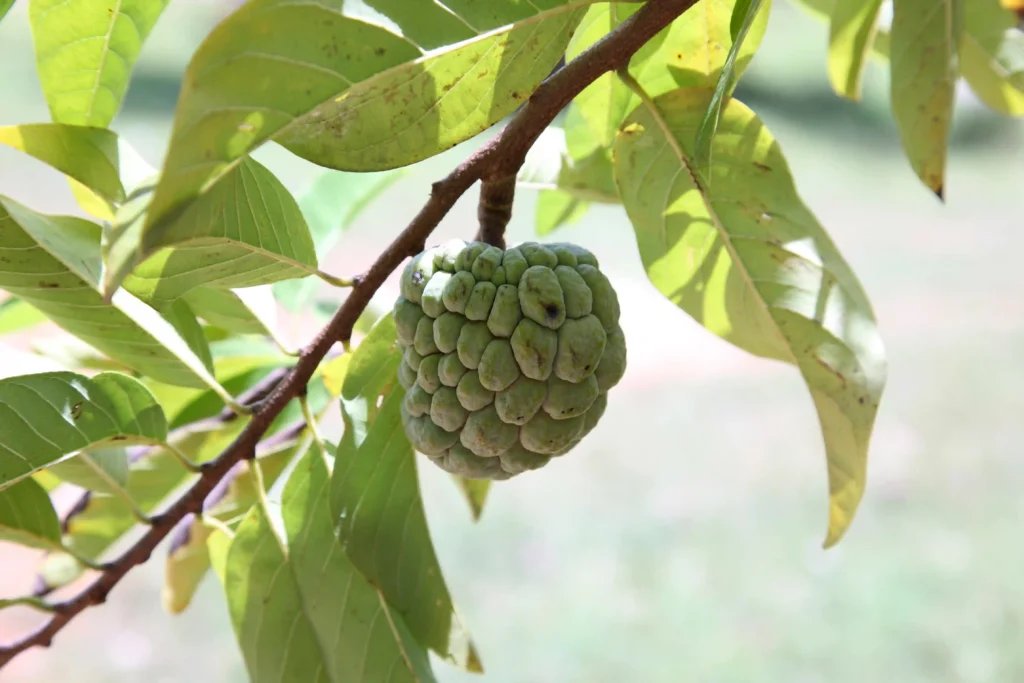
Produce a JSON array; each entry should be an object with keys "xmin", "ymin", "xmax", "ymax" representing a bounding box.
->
[
  {"xmin": 827, "ymin": 0, "xmax": 885, "ymax": 100},
  {"xmin": 107, "ymin": 157, "xmax": 319, "ymax": 301},
  {"xmin": 163, "ymin": 514, "xmax": 215, "ymax": 615},
  {"xmin": 0, "ymin": 477, "xmax": 62, "ymax": 549},
  {"xmin": 961, "ymin": 1, "xmax": 1024, "ymax": 116},
  {"xmin": 48, "ymin": 446, "xmax": 130, "ymax": 495},
  {"xmin": 29, "ymin": 0, "xmax": 170, "ymax": 127},
  {"xmin": 0, "ymin": 297, "xmax": 47, "ymax": 335},
  {"xmin": 218, "ymin": 452, "xmax": 437, "ymax": 683},
  {"xmin": 889, "ymin": 0, "xmax": 964, "ymax": 197},
  {"xmin": 693, "ymin": 0, "xmax": 769, "ymax": 171},
  {"xmin": 339, "ymin": 313, "xmax": 402, "ymax": 408},
  {"xmin": 142, "ymin": 2, "xmax": 587, "ymax": 239},
  {"xmin": 454, "ymin": 477, "xmax": 491, "ymax": 522},
  {"xmin": 0, "ymin": 371, "xmax": 166, "ymax": 489},
  {"xmin": 274, "ymin": 169, "xmax": 402, "ymax": 312},
  {"xmin": 565, "ymin": 0, "xmax": 771, "ymax": 153},
  {"xmin": 613, "ymin": 88, "xmax": 886, "ymax": 547},
  {"xmin": 0, "ymin": 196, "xmax": 225, "ymax": 389},
  {"xmin": 333, "ymin": 383, "xmax": 479, "ymax": 669}
]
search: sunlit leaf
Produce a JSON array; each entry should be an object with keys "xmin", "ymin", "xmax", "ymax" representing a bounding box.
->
[
  {"xmin": 218, "ymin": 453, "xmax": 437, "ymax": 683},
  {"xmin": 107, "ymin": 158, "xmax": 319, "ymax": 301},
  {"xmin": 565, "ymin": 0, "xmax": 770, "ymax": 153},
  {"xmin": 0, "ymin": 477, "xmax": 62, "ymax": 549},
  {"xmin": 142, "ymin": 2, "xmax": 587, "ymax": 239},
  {"xmin": 693, "ymin": 0, "xmax": 768, "ymax": 171},
  {"xmin": 0, "ymin": 371, "xmax": 166, "ymax": 489},
  {"xmin": 889, "ymin": 0, "xmax": 964, "ymax": 197},
  {"xmin": 827, "ymin": 0, "xmax": 885, "ymax": 100},
  {"xmin": 536, "ymin": 189, "xmax": 590, "ymax": 236},
  {"xmin": 0, "ymin": 196, "xmax": 228, "ymax": 390},
  {"xmin": 29, "ymin": 0, "xmax": 170, "ymax": 127},
  {"xmin": 0, "ymin": 297, "xmax": 47, "ymax": 335},
  {"xmin": 613, "ymin": 88, "xmax": 886, "ymax": 547},
  {"xmin": 961, "ymin": 0, "xmax": 1024, "ymax": 116},
  {"xmin": 275, "ymin": 169, "xmax": 402, "ymax": 312}
]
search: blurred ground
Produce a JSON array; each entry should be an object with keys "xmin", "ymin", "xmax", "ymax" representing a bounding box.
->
[{"xmin": 1, "ymin": 1, "xmax": 1023, "ymax": 682}]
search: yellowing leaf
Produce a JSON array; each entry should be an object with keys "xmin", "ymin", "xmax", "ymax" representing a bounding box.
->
[
  {"xmin": 828, "ymin": 0, "xmax": 885, "ymax": 99},
  {"xmin": 961, "ymin": 1, "xmax": 1024, "ymax": 116},
  {"xmin": 613, "ymin": 88, "xmax": 886, "ymax": 546},
  {"xmin": 889, "ymin": 0, "xmax": 964, "ymax": 197}
]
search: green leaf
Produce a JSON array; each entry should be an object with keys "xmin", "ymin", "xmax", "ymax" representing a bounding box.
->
[
  {"xmin": 961, "ymin": 1, "xmax": 1024, "ymax": 116},
  {"xmin": 517, "ymin": 124, "xmax": 617, "ymax": 235},
  {"xmin": 142, "ymin": 2, "xmax": 587, "ymax": 238},
  {"xmin": 46, "ymin": 423, "xmax": 244, "ymax": 591},
  {"xmin": 163, "ymin": 443, "xmax": 305, "ymax": 614},
  {"xmin": 692, "ymin": 0, "xmax": 769, "ymax": 171},
  {"xmin": 333, "ymin": 385, "xmax": 478, "ymax": 668},
  {"xmin": 219, "ymin": 452, "xmax": 438, "ymax": 683},
  {"xmin": 29, "ymin": 0, "xmax": 170, "ymax": 127},
  {"xmin": 340, "ymin": 312, "xmax": 402, "ymax": 407},
  {"xmin": 827, "ymin": 0, "xmax": 885, "ymax": 100},
  {"xmin": 48, "ymin": 446, "xmax": 129, "ymax": 495},
  {"xmin": 0, "ymin": 196, "xmax": 230, "ymax": 390},
  {"xmin": 613, "ymin": 88, "xmax": 886, "ymax": 547},
  {"xmin": 889, "ymin": 0, "xmax": 964, "ymax": 197},
  {"xmin": 0, "ymin": 297, "xmax": 47, "ymax": 335},
  {"xmin": 0, "ymin": 371, "xmax": 166, "ymax": 489},
  {"xmin": 0, "ymin": 124, "xmax": 125, "ymax": 204},
  {"xmin": 454, "ymin": 477, "xmax": 491, "ymax": 522},
  {"xmin": 184, "ymin": 286, "xmax": 279, "ymax": 337},
  {"xmin": 31, "ymin": 335, "xmax": 131, "ymax": 373},
  {"xmin": 536, "ymin": 189, "xmax": 590, "ymax": 236},
  {"xmin": 274, "ymin": 169, "xmax": 401, "ymax": 312},
  {"xmin": 106, "ymin": 157, "xmax": 320, "ymax": 301},
  {"xmin": 0, "ymin": 477, "xmax": 62, "ymax": 549},
  {"xmin": 566, "ymin": 0, "xmax": 771, "ymax": 151},
  {"xmin": 0, "ymin": 0, "xmax": 14, "ymax": 23}
]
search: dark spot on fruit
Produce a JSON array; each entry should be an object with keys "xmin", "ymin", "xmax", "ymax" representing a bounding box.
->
[
  {"xmin": 545, "ymin": 304, "xmax": 558, "ymax": 318},
  {"xmin": 412, "ymin": 271, "xmax": 424, "ymax": 285},
  {"xmin": 584, "ymin": 365, "xmax": 590, "ymax": 371}
]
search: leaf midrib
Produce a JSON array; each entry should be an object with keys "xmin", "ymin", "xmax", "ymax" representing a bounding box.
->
[{"xmin": 636, "ymin": 96, "xmax": 796, "ymax": 366}]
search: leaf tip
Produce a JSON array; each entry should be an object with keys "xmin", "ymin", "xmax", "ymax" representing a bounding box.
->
[{"xmin": 933, "ymin": 184, "xmax": 944, "ymax": 202}]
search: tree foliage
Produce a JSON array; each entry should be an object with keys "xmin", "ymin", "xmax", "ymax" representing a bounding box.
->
[{"xmin": 0, "ymin": 0, "xmax": 1019, "ymax": 677}]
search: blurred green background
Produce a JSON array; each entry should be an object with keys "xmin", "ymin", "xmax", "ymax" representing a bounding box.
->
[{"xmin": 2, "ymin": 1, "xmax": 1023, "ymax": 682}]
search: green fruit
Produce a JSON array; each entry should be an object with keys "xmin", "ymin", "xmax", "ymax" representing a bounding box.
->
[{"xmin": 393, "ymin": 241, "xmax": 626, "ymax": 480}]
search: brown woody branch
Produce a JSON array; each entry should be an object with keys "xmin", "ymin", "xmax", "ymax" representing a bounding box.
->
[{"xmin": 0, "ymin": 0, "xmax": 696, "ymax": 668}]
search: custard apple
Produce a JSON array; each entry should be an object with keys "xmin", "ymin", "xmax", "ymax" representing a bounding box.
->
[{"xmin": 394, "ymin": 239, "xmax": 627, "ymax": 480}]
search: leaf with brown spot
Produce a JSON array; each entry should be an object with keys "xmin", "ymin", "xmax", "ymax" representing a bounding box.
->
[
  {"xmin": 889, "ymin": 0, "xmax": 964, "ymax": 197},
  {"xmin": 613, "ymin": 88, "xmax": 887, "ymax": 547}
]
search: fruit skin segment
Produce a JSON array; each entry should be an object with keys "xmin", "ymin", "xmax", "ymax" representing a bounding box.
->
[{"xmin": 394, "ymin": 239, "xmax": 627, "ymax": 480}]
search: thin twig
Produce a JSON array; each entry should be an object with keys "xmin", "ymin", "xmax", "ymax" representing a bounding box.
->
[{"xmin": 0, "ymin": 0, "xmax": 697, "ymax": 667}]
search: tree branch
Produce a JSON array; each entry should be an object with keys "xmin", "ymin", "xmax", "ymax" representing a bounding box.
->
[{"xmin": 0, "ymin": 0, "xmax": 696, "ymax": 668}]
